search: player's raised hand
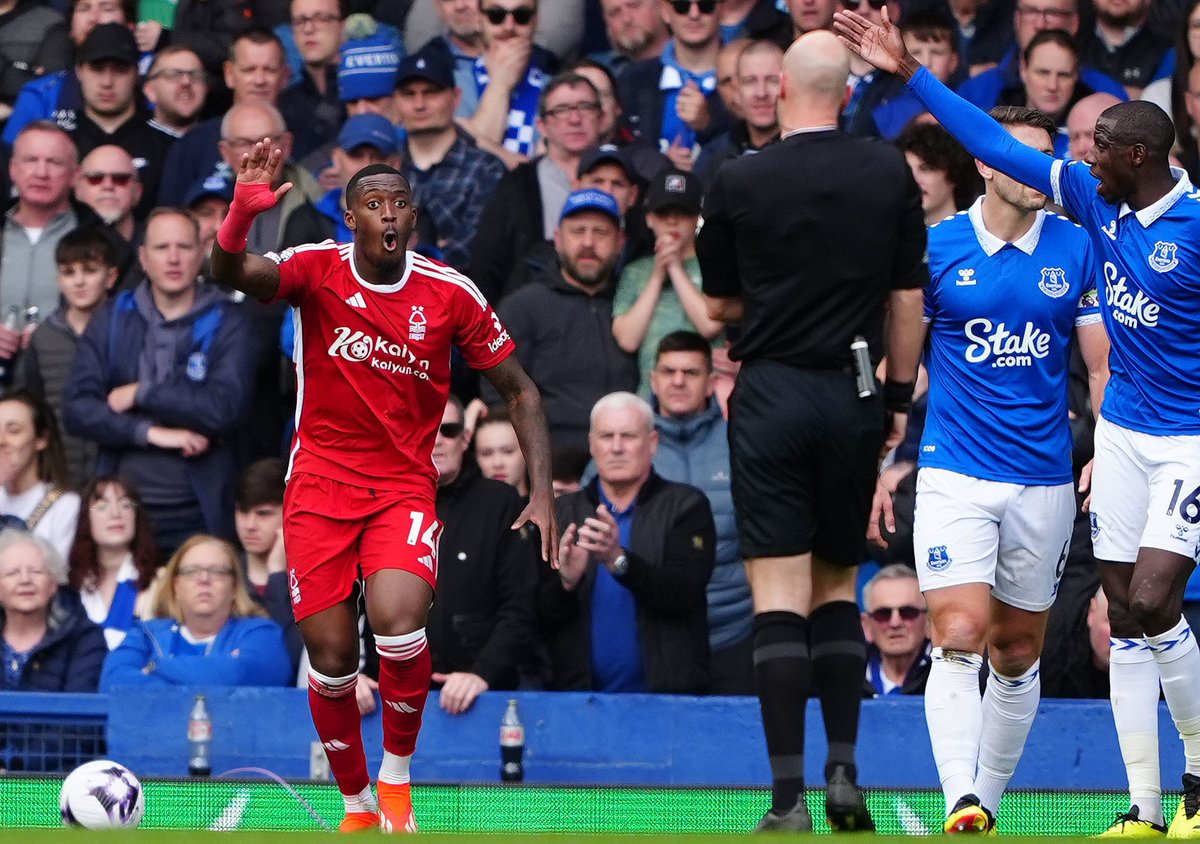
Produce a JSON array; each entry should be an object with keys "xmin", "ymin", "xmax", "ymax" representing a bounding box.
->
[
  {"xmin": 833, "ymin": 4, "xmax": 908, "ymax": 77},
  {"xmin": 233, "ymin": 137, "xmax": 292, "ymax": 212}
]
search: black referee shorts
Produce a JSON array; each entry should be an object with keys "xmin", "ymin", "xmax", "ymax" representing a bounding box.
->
[{"xmin": 728, "ymin": 360, "xmax": 886, "ymax": 567}]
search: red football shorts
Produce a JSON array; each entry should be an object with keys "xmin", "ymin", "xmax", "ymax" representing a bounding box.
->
[{"xmin": 283, "ymin": 472, "xmax": 441, "ymax": 621}]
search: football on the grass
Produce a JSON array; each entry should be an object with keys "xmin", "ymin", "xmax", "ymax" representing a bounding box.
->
[{"xmin": 59, "ymin": 759, "xmax": 145, "ymax": 828}]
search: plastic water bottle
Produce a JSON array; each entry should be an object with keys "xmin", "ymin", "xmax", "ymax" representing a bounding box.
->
[
  {"xmin": 0, "ymin": 306, "xmax": 20, "ymax": 385},
  {"xmin": 188, "ymin": 694, "xmax": 212, "ymax": 777},
  {"xmin": 500, "ymin": 699, "xmax": 525, "ymax": 782}
]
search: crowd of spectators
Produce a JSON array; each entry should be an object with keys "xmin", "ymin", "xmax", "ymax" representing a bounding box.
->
[{"xmin": 0, "ymin": 0, "xmax": 1192, "ymax": 713}]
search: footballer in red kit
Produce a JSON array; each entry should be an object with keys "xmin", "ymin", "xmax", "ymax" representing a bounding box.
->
[{"xmin": 211, "ymin": 142, "xmax": 557, "ymax": 834}]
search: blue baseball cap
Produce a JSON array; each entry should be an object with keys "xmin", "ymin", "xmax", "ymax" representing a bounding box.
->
[
  {"xmin": 559, "ymin": 189, "xmax": 622, "ymax": 226},
  {"xmin": 336, "ymin": 113, "xmax": 400, "ymax": 156},
  {"xmin": 338, "ymin": 33, "xmax": 400, "ymax": 102},
  {"xmin": 183, "ymin": 169, "xmax": 234, "ymax": 208}
]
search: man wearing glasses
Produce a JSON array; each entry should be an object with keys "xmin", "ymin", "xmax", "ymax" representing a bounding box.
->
[
  {"xmin": 142, "ymin": 45, "xmax": 208, "ymax": 138},
  {"xmin": 459, "ymin": 0, "xmax": 560, "ymax": 161},
  {"xmin": 860, "ymin": 565, "xmax": 931, "ymax": 696},
  {"xmin": 619, "ymin": 0, "xmax": 731, "ymax": 168},
  {"xmin": 284, "ymin": 0, "xmax": 346, "ymax": 158},
  {"xmin": 470, "ymin": 72, "xmax": 605, "ymax": 303},
  {"xmin": 957, "ymin": 0, "xmax": 1127, "ymax": 112}
]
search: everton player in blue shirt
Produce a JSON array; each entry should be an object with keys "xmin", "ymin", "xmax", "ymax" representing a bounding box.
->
[
  {"xmin": 869, "ymin": 105, "xmax": 1109, "ymax": 834},
  {"xmin": 839, "ymin": 7, "xmax": 1200, "ymax": 837}
]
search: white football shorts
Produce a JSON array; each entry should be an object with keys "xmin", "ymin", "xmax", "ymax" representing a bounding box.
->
[
  {"xmin": 1090, "ymin": 416, "xmax": 1200, "ymax": 564},
  {"xmin": 913, "ymin": 467, "xmax": 1074, "ymax": 612}
]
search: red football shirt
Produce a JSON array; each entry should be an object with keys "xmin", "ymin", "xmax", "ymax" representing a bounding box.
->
[{"xmin": 267, "ymin": 241, "xmax": 514, "ymax": 492}]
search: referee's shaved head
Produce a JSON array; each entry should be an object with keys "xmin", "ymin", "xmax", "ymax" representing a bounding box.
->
[{"xmin": 777, "ymin": 29, "xmax": 854, "ymax": 106}]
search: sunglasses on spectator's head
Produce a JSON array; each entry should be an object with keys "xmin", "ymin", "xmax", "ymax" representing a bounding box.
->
[
  {"xmin": 438, "ymin": 421, "xmax": 465, "ymax": 438},
  {"xmin": 841, "ymin": 0, "xmax": 888, "ymax": 9},
  {"xmin": 867, "ymin": 605, "xmax": 925, "ymax": 623},
  {"xmin": 670, "ymin": 0, "xmax": 719, "ymax": 14},
  {"xmin": 82, "ymin": 171, "xmax": 135, "ymax": 187},
  {"xmin": 481, "ymin": 5, "xmax": 536, "ymax": 25}
]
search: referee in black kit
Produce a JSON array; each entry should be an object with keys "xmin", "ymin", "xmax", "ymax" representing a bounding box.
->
[{"xmin": 697, "ymin": 30, "xmax": 927, "ymax": 834}]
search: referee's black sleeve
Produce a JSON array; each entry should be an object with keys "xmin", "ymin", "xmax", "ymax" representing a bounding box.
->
[
  {"xmin": 890, "ymin": 166, "xmax": 930, "ymax": 291},
  {"xmin": 696, "ymin": 169, "xmax": 742, "ymax": 299}
]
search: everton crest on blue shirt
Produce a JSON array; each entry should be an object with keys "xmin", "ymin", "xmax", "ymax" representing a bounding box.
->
[{"xmin": 921, "ymin": 198, "xmax": 1101, "ymax": 485}]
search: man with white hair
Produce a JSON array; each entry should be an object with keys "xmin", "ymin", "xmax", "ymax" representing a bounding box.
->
[{"xmin": 538, "ymin": 390, "xmax": 715, "ymax": 694}]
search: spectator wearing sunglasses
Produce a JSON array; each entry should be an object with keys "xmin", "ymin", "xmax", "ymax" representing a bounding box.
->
[
  {"xmin": 458, "ymin": 0, "xmax": 561, "ymax": 164},
  {"xmin": 68, "ymin": 23, "xmax": 174, "ymax": 221},
  {"xmin": 860, "ymin": 564, "xmax": 931, "ymax": 697},
  {"xmin": 73, "ymin": 145, "xmax": 142, "ymax": 260},
  {"xmin": 619, "ymin": 0, "xmax": 732, "ymax": 170},
  {"xmin": 425, "ymin": 395, "xmax": 539, "ymax": 714}
]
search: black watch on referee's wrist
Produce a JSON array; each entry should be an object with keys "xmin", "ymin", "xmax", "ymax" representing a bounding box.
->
[{"xmin": 883, "ymin": 379, "xmax": 916, "ymax": 414}]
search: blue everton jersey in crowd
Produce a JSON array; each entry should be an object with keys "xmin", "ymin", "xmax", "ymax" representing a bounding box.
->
[
  {"xmin": 905, "ymin": 66, "xmax": 1200, "ymax": 438},
  {"xmin": 921, "ymin": 198, "xmax": 1101, "ymax": 485},
  {"xmin": 1051, "ymin": 162, "xmax": 1200, "ymax": 436}
]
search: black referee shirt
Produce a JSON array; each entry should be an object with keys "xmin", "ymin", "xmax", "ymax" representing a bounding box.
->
[{"xmin": 697, "ymin": 129, "xmax": 928, "ymax": 370}]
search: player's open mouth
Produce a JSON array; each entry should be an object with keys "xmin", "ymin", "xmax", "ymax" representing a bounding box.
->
[{"xmin": 383, "ymin": 231, "xmax": 398, "ymax": 251}]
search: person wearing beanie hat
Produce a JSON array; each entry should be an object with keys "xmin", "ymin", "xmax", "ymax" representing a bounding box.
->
[
  {"xmin": 612, "ymin": 168, "xmax": 720, "ymax": 397},
  {"xmin": 338, "ymin": 26, "xmax": 401, "ymax": 120}
]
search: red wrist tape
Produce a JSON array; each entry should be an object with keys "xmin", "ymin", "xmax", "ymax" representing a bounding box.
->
[{"xmin": 216, "ymin": 182, "xmax": 276, "ymax": 252}]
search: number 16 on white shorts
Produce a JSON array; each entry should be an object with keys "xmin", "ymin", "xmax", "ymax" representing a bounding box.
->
[{"xmin": 1090, "ymin": 416, "xmax": 1200, "ymax": 565}]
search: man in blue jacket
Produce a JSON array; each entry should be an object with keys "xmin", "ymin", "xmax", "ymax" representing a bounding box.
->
[
  {"xmin": 63, "ymin": 208, "xmax": 256, "ymax": 559},
  {"xmin": 649, "ymin": 330, "xmax": 751, "ymax": 694}
]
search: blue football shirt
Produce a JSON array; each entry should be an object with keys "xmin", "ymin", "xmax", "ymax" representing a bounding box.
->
[
  {"xmin": 903, "ymin": 67, "xmax": 1200, "ymax": 438},
  {"xmin": 1051, "ymin": 162, "xmax": 1200, "ymax": 435},
  {"xmin": 921, "ymin": 198, "xmax": 1101, "ymax": 485}
]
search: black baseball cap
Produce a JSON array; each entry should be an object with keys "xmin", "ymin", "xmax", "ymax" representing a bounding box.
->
[
  {"xmin": 643, "ymin": 169, "xmax": 703, "ymax": 215},
  {"xmin": 396, "ymin": 47, "xmax": 455, "ymax": 90},
  {"xmin": 577, "ymin": 144, "xmax": 637, "ymax": 182},
  {"xmin": 76, "ymin": 23, "xmax": 138, "ymax": 67}
]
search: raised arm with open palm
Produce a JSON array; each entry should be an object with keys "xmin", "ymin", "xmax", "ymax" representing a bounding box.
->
[{"xmin": 833, "ymin": 5, "xmax": 917, "ymax": 81}]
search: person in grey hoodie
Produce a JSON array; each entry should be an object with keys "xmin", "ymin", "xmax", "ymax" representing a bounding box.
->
[
  {"xmin": 63, "ymin": 208, "xmax": 256, "ymax": 561},
  {"xmin": 649, "ymin": 330, "xmax": 751, "ymax": 694}
]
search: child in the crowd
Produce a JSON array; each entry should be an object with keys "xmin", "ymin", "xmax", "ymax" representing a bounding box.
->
[
  {"xmin": 234, "ymin": 457, "xmax": 301, "ymax": 671},
  {"xmin": 611, "ymin": 169, "xmax": 723, "ymax": 397},
  {"xmin": 14, "ymin": 227, "xmax": 119, "ymax": 485}
]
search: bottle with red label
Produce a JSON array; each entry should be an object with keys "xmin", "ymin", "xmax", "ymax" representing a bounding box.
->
[
  {"xmin": 188, "ymin": 693, "xmax": 212, "ymax": 777},
  {"xmin": 500, "ymin": 698, "xmax": 524, "ymax": 782}
]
